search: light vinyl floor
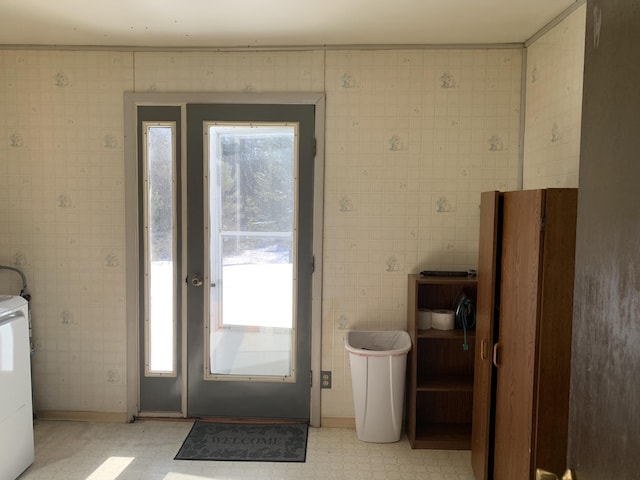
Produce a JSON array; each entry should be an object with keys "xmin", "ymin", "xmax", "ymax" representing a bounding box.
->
[{"xmin": 20, "ymin": 420, "xmax": 475, "ymax": 480}]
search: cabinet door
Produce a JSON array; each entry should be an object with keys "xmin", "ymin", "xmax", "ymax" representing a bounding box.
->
[
  {"xmin": 493, "ymin": 190, "xmax": 543, "ymax": 480},
  {"xmin": 471, "ymin": 191, "xmax": 502, "ymax": 480},
  {"xmin": 531, "ymin": 189, "xmax": 577, "ymax": 475}
]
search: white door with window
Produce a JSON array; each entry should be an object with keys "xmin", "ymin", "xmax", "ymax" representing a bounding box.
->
[{"xmin": 132, "ymin": 97, "xmax": 321, "ymax": 421}]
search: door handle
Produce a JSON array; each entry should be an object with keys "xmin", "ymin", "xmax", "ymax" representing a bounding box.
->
[
  {"xmin": 492, "ymin": 342, "xmax": 501, "ymax": 367},
  {"xmin": 536, "ymin": 468, "xmax": 575, "ymax": 480},
  {"xmin": 480, "ymin": 338, "xmax": 489, "ymax": 360},
  {"xmin": 191, "ymin": 274, "xmax": 204, "ymax": 287}
]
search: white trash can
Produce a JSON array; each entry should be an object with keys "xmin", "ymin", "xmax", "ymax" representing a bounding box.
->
[{"xmin": 344, "ymin": 330, "xmax": 412, "ymax": 443}]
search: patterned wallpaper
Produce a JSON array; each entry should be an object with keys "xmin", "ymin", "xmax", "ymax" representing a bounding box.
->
[
  {"xmin": 523, "ymin": 3, "xmax": 586, "ymax": 189},
  {"xmin": 0, "ymin": 52, "xmax": 133, "ymax": 412},
  {"xmin": 0, "ymin": 47, "xmax": 521, "ymax": 419},
  {"xmin": 321, "ymin": 49, "xmax": 522, "ymax": 416}
]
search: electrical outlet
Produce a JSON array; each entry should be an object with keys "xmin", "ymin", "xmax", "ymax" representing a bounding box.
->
[{"xmin": 321, "ymin": 370, "xmax": 332, "ymax": 389}]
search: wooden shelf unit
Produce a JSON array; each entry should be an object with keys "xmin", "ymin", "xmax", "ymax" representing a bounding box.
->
[{"xmin": 406, "ymin": 274, "xmax": 477, "ymax": 450}]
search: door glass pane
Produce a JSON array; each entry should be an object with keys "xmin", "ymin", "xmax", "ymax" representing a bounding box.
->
[
  {"xmin": 144, "ymin": 124, "xmax": 176, "ymax": 376},
  {"xmin": 207, "ymin": 123, "xmax": 297, "ymax": 379}
]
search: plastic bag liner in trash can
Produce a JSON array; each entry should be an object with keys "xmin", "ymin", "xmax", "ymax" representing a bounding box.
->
[{"xmin": 345, "ymin": 330, "xmax": 412, "ymax": 443}]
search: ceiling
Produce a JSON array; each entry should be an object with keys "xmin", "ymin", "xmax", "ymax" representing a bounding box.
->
[{"xmin": 0, "ymin": 0, "xmax": 579, "ymax": 49}]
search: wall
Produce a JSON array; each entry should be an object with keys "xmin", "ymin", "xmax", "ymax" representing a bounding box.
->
[
  {"xmin": 0, "ymin": 47, "xmax": 522, "ymax": 418},
  {"xmin": 523, "ymin": 3, "xmax": 586, "ymax": 189},
  {"xmin": 0, "ymin": 52, "xmax": 134, "ymax": 413},
  {"xmin": 321, "ymin": 49, "xmax": 522, "ymax": 417}
]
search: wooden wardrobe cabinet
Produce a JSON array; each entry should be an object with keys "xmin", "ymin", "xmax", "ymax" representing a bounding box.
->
[{"xmin": 471, "ymin": 189, "xmax": 577, "ymax": 480}]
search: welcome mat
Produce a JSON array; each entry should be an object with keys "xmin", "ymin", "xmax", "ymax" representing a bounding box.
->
[{"xmin": 175, "ymin": 421, "xmax": 308, "ymax": 462}]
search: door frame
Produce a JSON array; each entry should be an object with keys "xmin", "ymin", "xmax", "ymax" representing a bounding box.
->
[{"xmin": 124, "ymin": 92, "xmax": 325, "ymax": 426}]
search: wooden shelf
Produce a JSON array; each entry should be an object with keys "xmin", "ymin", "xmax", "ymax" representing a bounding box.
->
[
  {"xmin": 413, "ymin": 275, "xmax": 478, "ymax": 286},
  {"xmin": 417, "ymin": 328, "xmax": 476, "ymax": 339},
  {"xmin": 412, "ymin": 423, "xmax": 472, "ymax": 450},
  {"xmin": 406, "ymin": 274, "xmax": 477, "ymax": 450},
  {"xmin": 417, "ymin": 375, "xmax": 474, "ymax": 392}
]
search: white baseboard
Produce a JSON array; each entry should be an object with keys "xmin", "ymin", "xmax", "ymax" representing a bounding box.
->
[
  {"xmin": 36, "ymin": 410, "xmax": 356, "ymax": 429},
  {"xmin": 36, "ymin": 410, "xmax": 130, "ymax": 423},
  {"xmin": 320, "ymin": 416, "xmax": 355, "ymax": 428}
]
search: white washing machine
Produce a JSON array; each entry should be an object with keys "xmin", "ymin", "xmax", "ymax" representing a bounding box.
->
[{"xmin": 0, "ymin": 295, "xmax": 34, "ymax": 480}]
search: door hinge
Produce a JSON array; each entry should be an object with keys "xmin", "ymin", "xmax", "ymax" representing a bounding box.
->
[
  {"xmin": 312, "ymin": 255, "xmax": 315, "ymax": 273},
  {"xmin": 541, "ymin": 216, "xmax": 546, "ymax": 232},
  {"xmin": 313, "ymin": 138, "xmax": 317, "ymax": 157},
  {"xmin": 310, "ymin": 370, "xmax": 313, "ymax": 388}
]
